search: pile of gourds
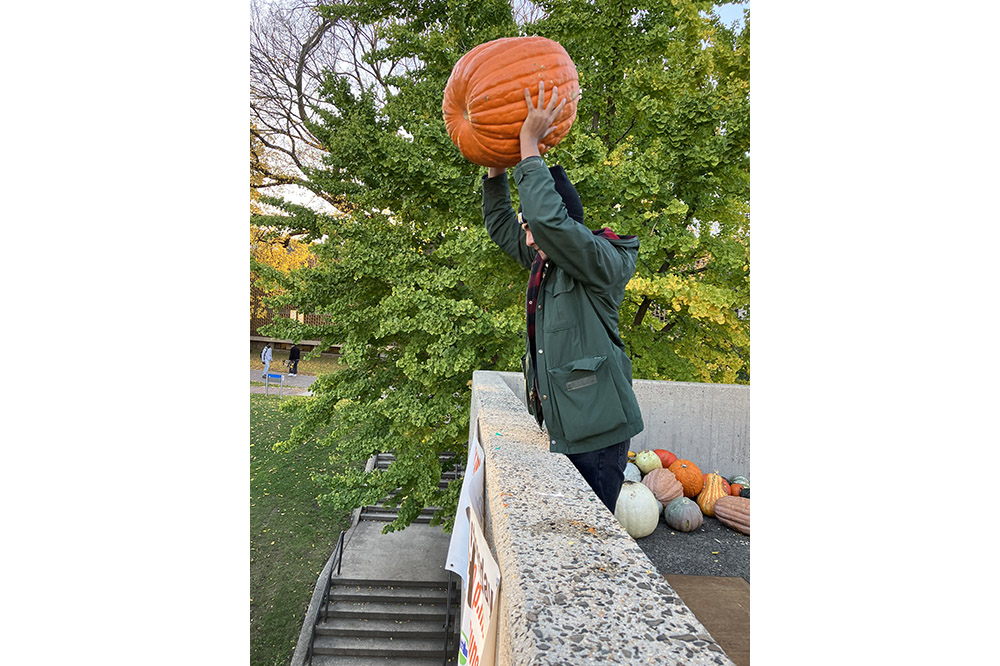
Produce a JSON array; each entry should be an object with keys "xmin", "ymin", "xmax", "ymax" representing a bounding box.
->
[{"xmin": 613, "ymin": 448, "xmax": 750, "ymax": 539}]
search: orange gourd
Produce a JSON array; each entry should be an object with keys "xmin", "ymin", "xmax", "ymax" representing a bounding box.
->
[
  {"xmin": 704, "ymin": 472, "xmax": 730, "ymax": 496},
  {"xmin": 696, "ymin": 471, "xmax": 728, "ymax": 517},
  {"xmin": 667, "ymin": 459, "xmax": 703, "ymax": 498},
  {"xmin": 730, "ymin": 483, "xmax": 744, "ymax": 496},
  {"xmin": 442, "ymin": 36, "xmax": 580, "ymax": 168}
]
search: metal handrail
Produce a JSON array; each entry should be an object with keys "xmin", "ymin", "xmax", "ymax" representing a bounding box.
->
[
  {"xmin": 442, "ymin": 570, "xmax": 455, "ymax": 665},
  {"xmin": 305, "ymin": 529, "xmax": 346, "ymax": 665}
]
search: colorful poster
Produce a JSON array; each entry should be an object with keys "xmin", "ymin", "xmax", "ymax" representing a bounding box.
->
[
  {"xmin": 457, "ymin": 505, "xmax": 501, "ymax": 666},
  {"xmin": 445, "ymin": 421, "xmax": 485, "ymax": 582}
]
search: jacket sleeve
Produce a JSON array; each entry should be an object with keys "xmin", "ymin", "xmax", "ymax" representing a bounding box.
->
[
  {"xmin": 514, "ymin": 157, "xmax": 631, "ymax": 288},
  {"xmin": 482, "ymin": 173, "xmax": 535, "ymax": 271}
]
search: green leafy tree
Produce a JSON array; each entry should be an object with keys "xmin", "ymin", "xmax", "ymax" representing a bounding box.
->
[{"xmin": 257, "ymin": 0, "xmax": 749, "ymax": 532}]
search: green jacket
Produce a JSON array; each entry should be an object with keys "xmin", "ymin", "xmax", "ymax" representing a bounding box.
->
[{"xmin": 483, "ymin": 156, "xmax": 644, "ymax": 455}]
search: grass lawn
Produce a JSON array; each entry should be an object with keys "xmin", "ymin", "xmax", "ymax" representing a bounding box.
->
[
  {"xmin": 250, "ymin": 394, "xmax": 353, "ymax": 666},
  {"xmin": 250, "ymin": 345, "xmax": 345, "ymax": 377}
]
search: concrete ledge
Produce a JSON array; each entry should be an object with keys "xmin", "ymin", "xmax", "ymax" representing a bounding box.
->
[{"xmin": 471, "ymin": 370, "xmax": 736, "ymax": 666}]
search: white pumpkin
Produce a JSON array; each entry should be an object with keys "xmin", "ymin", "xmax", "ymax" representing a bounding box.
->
[
  {"xmin": 624, "ymin": 462, "xmax": 642, "ymax": 483},
  {"xmin": 613, "ymin": 481, "xmax": 659, "ymax": 538},
  {"xmin": 634, "ymin": 450, "xmax": 663, "ymax": 475}
]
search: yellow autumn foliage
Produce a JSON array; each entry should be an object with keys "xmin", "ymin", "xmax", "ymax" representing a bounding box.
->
[{"xmin": 251, "ymin": 122, "xmax": 314, "ymax": 320}]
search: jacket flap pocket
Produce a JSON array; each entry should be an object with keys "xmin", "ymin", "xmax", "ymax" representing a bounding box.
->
[{"xmin": 550, "ymin": 355, "xmax": 607, "ymax": 376}]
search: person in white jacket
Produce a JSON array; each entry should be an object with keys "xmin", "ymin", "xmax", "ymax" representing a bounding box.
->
[{"xmin": 260, "ymin": 344, "xmax": 273, "ymax": 378}]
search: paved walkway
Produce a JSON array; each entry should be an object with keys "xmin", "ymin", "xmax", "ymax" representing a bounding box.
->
[
  {"xmin": 338, "ymin": 519, "xmax": 453, "ymax": 583},
  {"xmin": 250, "ymin": 369, "xmax": 318, "ymax": 395}
]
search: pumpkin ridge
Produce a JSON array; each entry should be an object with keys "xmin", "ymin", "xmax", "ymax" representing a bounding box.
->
[
  {"xmin": 460, "ymin": 38, "xmax": 568, "ymax": 106},
  {"xmin": 470, "ymin": 98, "xmax": 577, "ymax": 128},
  {"xmin": 696, "ymin": 471, "xmax": 727, "ymax": 517},
  {"xmin": 470, "ymin": 116, "xmax": 573, "ymax": 141},
  {"xmin": 466, "ymin": 63, "xmax": 577, "ymax": 105},
  {"xmin": 714, "ymin": 496, "xmax": 750, "ymax": 535}
]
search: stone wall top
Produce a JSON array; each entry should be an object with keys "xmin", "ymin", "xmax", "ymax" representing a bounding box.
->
[{"xmin": 471, "ymin": 370, "xmax": 735, "ymax": 666}]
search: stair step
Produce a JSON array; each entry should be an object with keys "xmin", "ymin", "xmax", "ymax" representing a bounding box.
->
[
  {"xmin": 360, "ymin": 506, "xmax": 439, "ymax": 515},
  {"xmin": 316, "ymin": 616, "xmax": 457, "ymax": 638},
  {"xmin": 376, "ymin": 453, "xmax": 456, "ymax": 461},
  {"xmin": 368, "ymin": 503, "xmax": 438, "ymax": 514},
  {"xmin": 312, "ymin": 634, "xmax": 451, "ymax": 658},
  {"xmin": 326, "ymin": 600, "xmax": 447, "ymax": 620},
  {"xmin": 309, "ymin": 656, "xmax": 455, "ymax": 666},
  {"xmin": 360, "ymin": 510, "xmax": 433, "ymax": 523},
  {"xmin": 329, "ymin": 587, "xmax": 453, "ymax": 604},
  {"xmin": 332, "ymin": 577, "xmax": 452, "ymax": 590},
  {"xmin": 376, "ymin": 464, "xmax": 461, "ymax": 474}
]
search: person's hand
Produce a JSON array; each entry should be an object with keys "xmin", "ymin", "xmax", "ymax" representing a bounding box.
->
[{"xmin": 519, "ymin": 80, "xmax": 566, "ymax": 160}]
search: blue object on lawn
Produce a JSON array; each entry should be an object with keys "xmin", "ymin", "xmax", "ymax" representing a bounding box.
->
[{"xmin": 264, "ymin": 372, "xmax": 284, "ymax": 398}]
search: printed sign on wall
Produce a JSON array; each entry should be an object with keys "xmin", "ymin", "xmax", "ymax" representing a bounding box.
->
[
  {"xmin": 445, "ymin": 421, "xmax": 485, "ymax": 582},
  {"xmin": 457, "ymin": 505, "xmax": 501, "ymax": 666}
]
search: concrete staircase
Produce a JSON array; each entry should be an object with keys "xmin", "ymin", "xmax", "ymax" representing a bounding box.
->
[
  {"xmin": 309, "ymin": 577, "xmax": 460, "ymax": 665},
  {"xmin": 358, "ymin": 452, "xmax": 462, "ymax": 524},
  {"xmin": 294, "ymin": 450, "xmax": 465, "ymax": 666}
]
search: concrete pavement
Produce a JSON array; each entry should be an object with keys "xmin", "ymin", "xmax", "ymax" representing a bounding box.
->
[
  {"xmin": 250, "ymin": 369, "xmax": 318, "ymax": 395},
  {"xmin": 338, "ymin": 520, "xmax": 453, "ymax": 583}
]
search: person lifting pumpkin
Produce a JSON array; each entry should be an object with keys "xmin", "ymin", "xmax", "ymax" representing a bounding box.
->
[{"xmin": 482, "ymin": 80, "xmax": 645, "ymax": 514}]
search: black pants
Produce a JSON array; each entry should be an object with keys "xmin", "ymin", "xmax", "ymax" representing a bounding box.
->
[
  {"xmin": 289, "ymin": 359, "xmax": 298, "ymax": 374},
  {"xmin": 565, "ymin": 439, "xmax": 630, "ymax": 513}
]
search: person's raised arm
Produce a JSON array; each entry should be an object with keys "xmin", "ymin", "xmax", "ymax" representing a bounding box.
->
[
  {"xmin": 514, "ymin": 81, "xmax": 631, "ymax": 288},
  {"xmin": 482, "ymin": 166, "xmax": 534, "ymax": 270}
]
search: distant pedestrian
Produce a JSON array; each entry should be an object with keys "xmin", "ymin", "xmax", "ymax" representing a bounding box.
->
[
  {"xmin": 261, "ymin": 343, "xmax": 273, "ymax": 377},
  {"xmin": 288, "ymin": 344, "xmax": 300, "ymax": 376}
]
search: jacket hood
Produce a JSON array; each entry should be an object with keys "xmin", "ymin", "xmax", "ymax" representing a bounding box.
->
[{"xmin": 592, "ymin": 226, "xmax": 639, "ymax": 250}]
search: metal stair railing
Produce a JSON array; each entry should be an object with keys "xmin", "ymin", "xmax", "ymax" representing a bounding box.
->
[
  {"xmin": 304, "ymin": 529, "xmax": 346, "ymax": 666},
  {"xmin": 442, "ymin": 570, "xmax": 455, "ymax": 665}
]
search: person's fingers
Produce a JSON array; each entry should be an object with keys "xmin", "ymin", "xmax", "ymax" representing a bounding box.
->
[
  {"xmin": 546, "ymin": 85, "xmax": 559, "ymax": 112},
  {"xmin": 552, "ymin": 97, "xmax": 566, "ymax": 119}
]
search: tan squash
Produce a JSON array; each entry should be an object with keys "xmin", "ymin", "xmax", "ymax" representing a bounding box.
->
[
  {"xmin": 641, "ymin": 468, "xmax": 683, "ymax": 506},
  {"xmin": 714, "ymin": 495, "xmax": 750, "ymax": 535},
  {"xmin": 696, "ymin": 471, "xmax": 728, "ymax": 516}
]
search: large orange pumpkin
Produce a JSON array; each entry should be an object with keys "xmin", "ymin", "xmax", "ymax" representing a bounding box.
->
[
  {"xmin": 442, "ymin": 36, "xmax": 580, "ymax": 168},
  {"xmin": 668, "ymin": 459, "xmax": 703, "ymax": 498}
]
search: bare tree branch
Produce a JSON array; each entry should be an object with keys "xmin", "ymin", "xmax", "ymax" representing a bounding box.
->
[{"xmin": 250, "ymin": 0, "xmax": 406, "ymax": 212}]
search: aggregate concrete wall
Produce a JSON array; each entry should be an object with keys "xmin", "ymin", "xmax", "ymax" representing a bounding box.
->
[
  {"xmin": 494, "ymin": 371, "xmax": 750, "ymax": 479},
  {"xmin": 469, "ymin": 370, "xmax": 737, "ymax": 666}
]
